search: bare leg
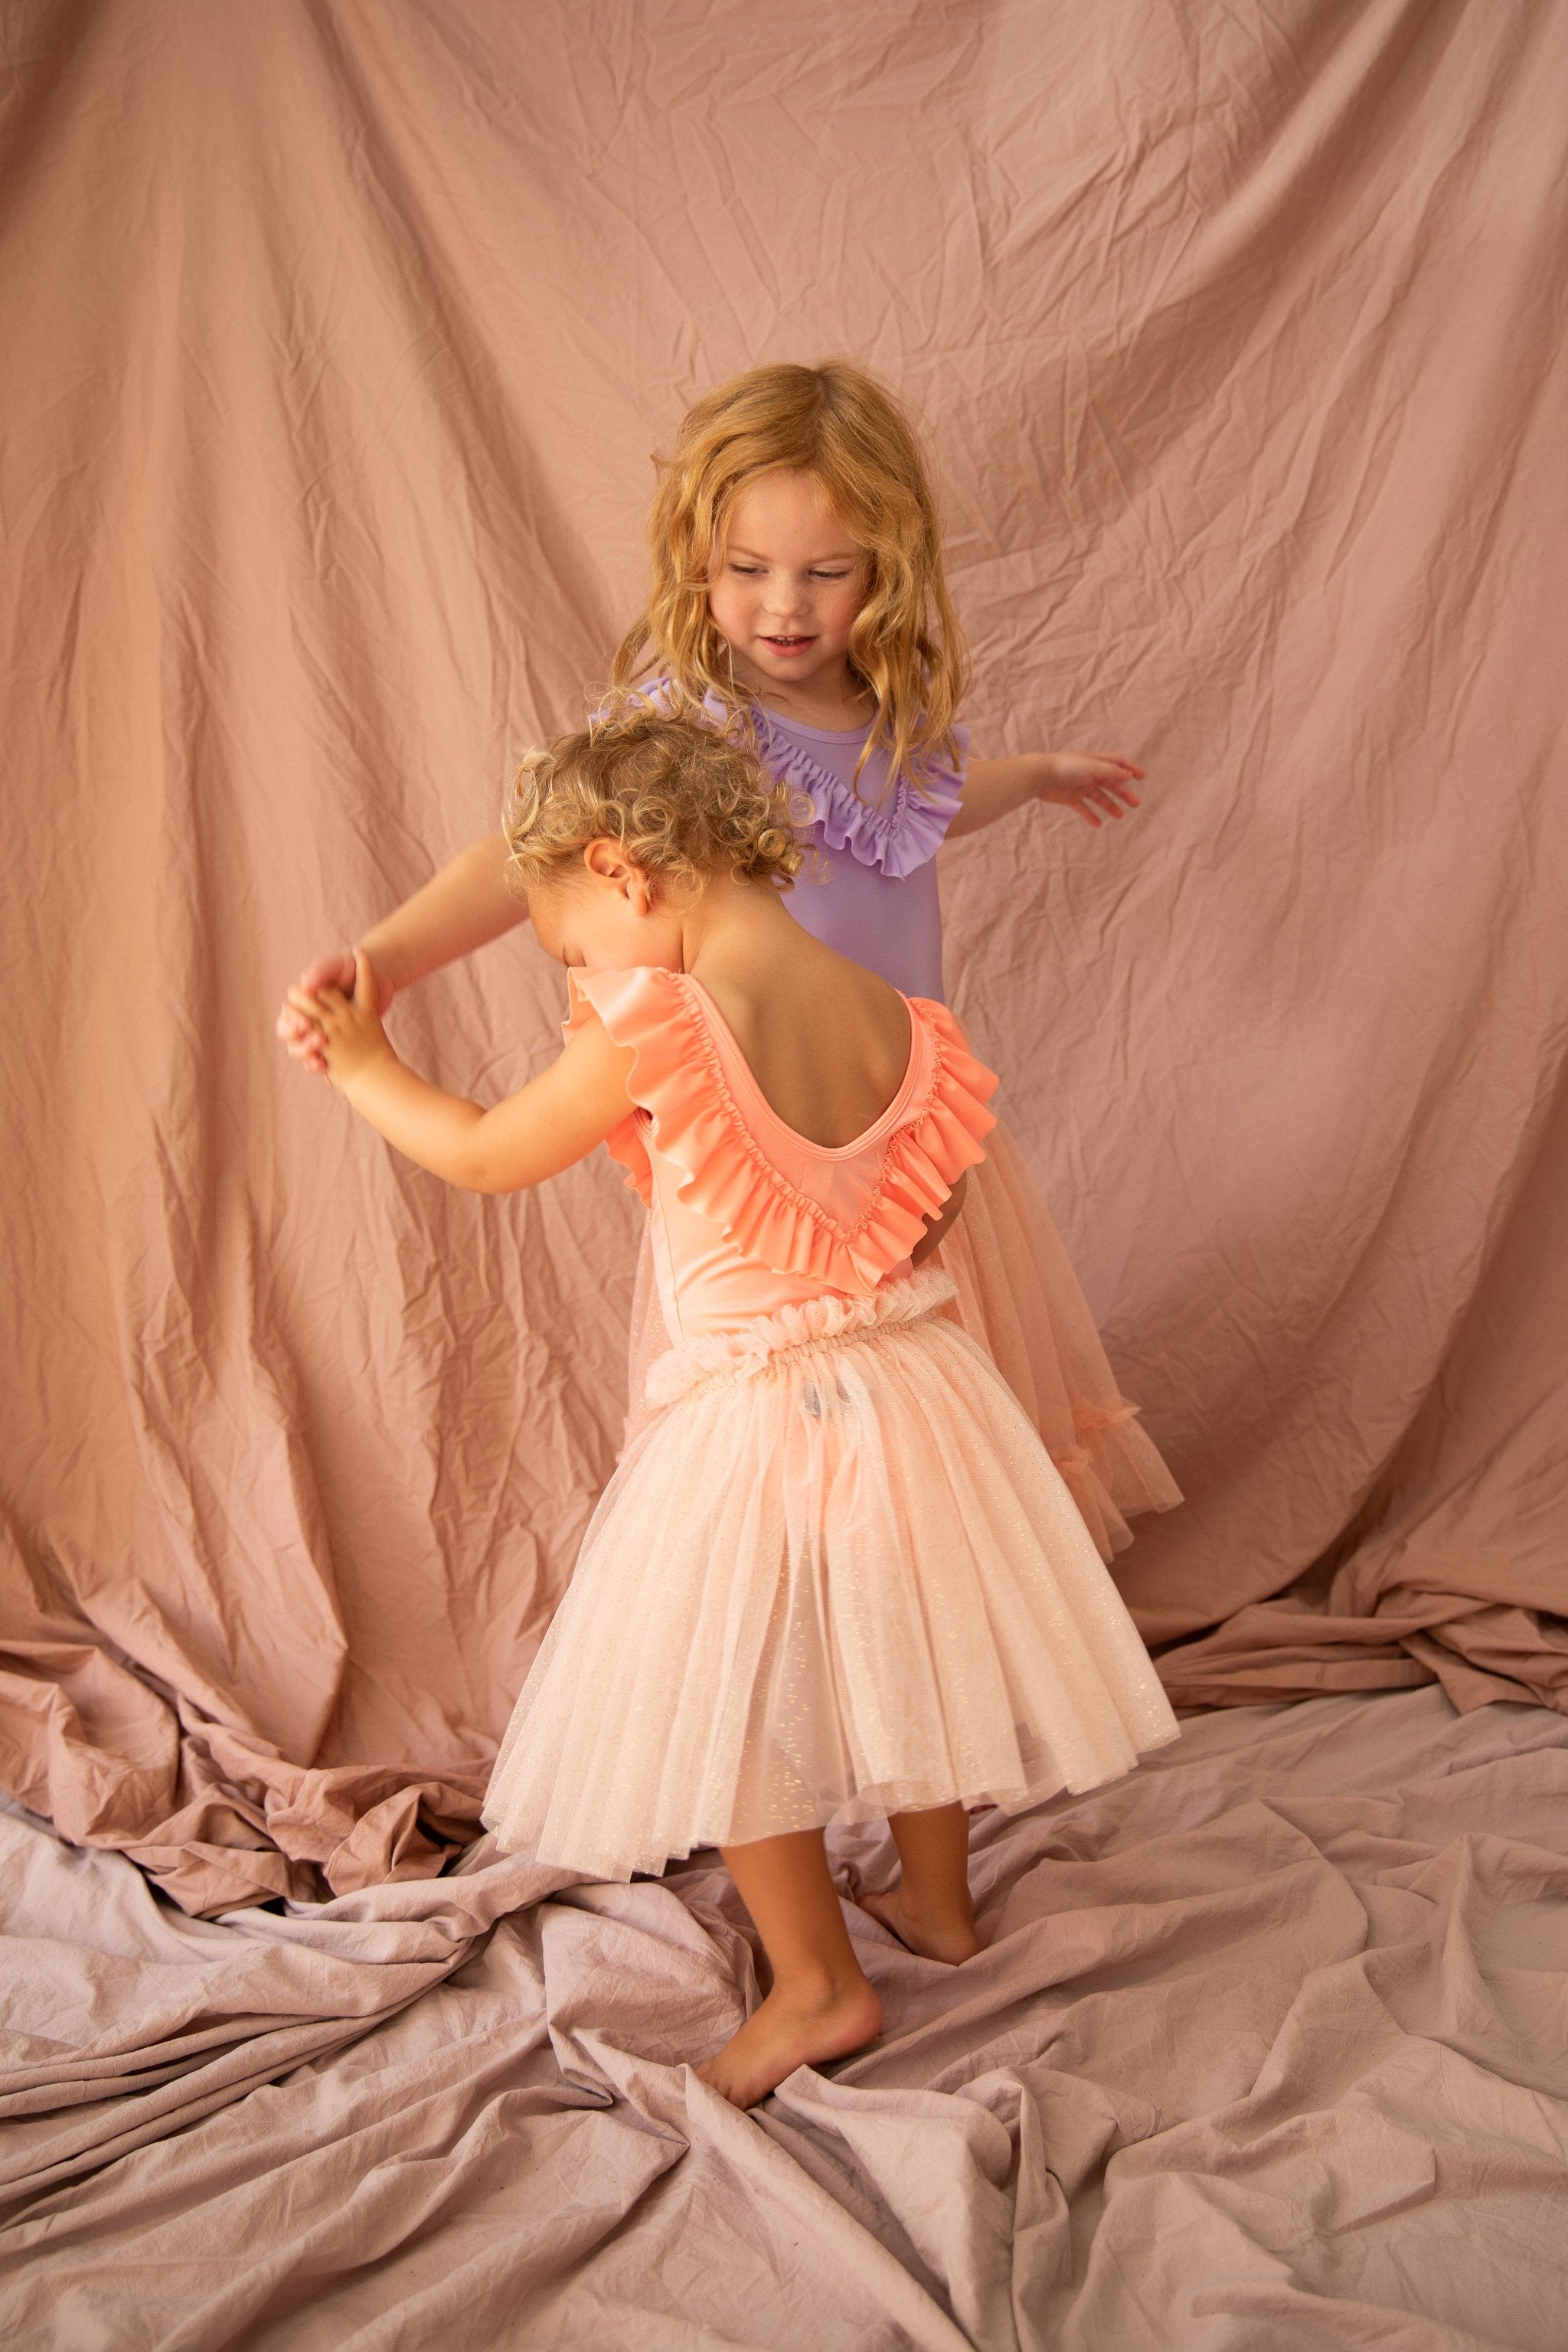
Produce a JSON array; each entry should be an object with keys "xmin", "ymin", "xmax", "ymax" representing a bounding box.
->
[
  {"xmin": 860, "ymin": 1802, "xmax": 983, "ymax": 1963},
  {"xmin": 696, "ymin": 1828, "xmax": 883, "ymax": 2109}
]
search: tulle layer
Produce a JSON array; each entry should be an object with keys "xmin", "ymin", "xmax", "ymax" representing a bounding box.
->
[
  {"xmin": 622, "ymin": 1114, "xmax": 1183, "ymax": 1562},
  {"xmin": 484, "ymin": 1275, "xmax": 1179, "ymax": 1880},
  {"xmin": 944, "ymin": 1123, "xmax": 1184, "ymax": 1560}
]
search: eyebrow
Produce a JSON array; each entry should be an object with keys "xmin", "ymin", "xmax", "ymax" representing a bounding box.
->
[{"xmin": 725, "ymin": 543, "xmax": 864, "ymax": 564}]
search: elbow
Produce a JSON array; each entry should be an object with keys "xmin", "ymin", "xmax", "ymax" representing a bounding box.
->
[
  {"xmin": 459, "ymin": 1153, "xmax": 533, "ymax": 1197},
  {"xmin": 458, "ymin": 1160, "xmax": 520, "ymax": 1197}
]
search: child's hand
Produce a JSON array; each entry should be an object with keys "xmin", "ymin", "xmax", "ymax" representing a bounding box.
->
[
  {"xmin": 1037, "ymin": 753, "xmax": 1145, "ymax": 828},
  {"xmin": 285, "ymin": 949, "xmax": 395, "ymax": 1093},
  {"xmin": 276, "ymin": 949, "xmax": 394, "ymax": 1075}
]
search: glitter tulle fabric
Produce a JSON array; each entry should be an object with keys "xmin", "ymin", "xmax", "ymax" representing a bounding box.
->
[
  {"xmin": 484, "ymin": 1265, "xmax": 1180, "ymax": 1878},
  {"xmin": 482, "ymin": 968, "xmax": 1178, "ymax": 1879},
  {"xmin": 623, "ymin": 1125, "xmax": 1183, "ymax": 1562}
]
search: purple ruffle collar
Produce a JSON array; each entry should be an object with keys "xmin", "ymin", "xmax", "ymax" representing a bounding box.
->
[{"xmin": 752, "ymin": 708, "xmax": 966, "ymax": 880}]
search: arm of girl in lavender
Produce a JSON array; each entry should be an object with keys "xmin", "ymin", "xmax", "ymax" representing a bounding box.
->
[
  {"xmin": 946, "ymin": 751, "xmax": 1145, "ymax": 840},
  {"xmin": 276, "ymin": 830, "xmax": 526, "ymax": 1075},
  {"xmin": 286, "ymin": 949, "xmax": 631, "ymax": 1191}
]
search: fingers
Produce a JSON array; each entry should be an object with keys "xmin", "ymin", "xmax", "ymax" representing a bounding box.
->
[
  {"xmin": 278, "ymin": 1005, "xmax": 328, "ymax": 1073},
  {"xmin": 280, "ymin": 959, "xmax": 361, "ymax": 1079},
  {"xmin": 286, "ymin": 982, "xmax": 353, "ymax": 1018},
  {"xmin": 1076, "ymin": 776, "xmax": 1142, "ymax": 821},
  {"xmin": 299, "ymin": 949, "xmax": 357, "ymax": 997}
]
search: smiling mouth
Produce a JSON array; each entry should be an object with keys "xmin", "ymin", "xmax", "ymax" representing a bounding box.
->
[{"xmin": 761, "ymin": 634, "xmax": 815, "ymax": 653}]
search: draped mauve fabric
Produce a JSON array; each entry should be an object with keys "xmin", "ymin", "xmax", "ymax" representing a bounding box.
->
[{"xmin": 2, "ymin": 3, "xmax": 1568, "ymax": 2341}]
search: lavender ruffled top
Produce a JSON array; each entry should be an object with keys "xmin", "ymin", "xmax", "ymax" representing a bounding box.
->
[{"xmin": 753, "ymin": 707, "xmax": 969, "ymax": 1003}]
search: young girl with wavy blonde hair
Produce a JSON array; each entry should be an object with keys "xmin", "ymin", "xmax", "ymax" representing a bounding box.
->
[
  {"xmin": 288, "ymin": 710, "xmax": 1178, "ymax": 2108},
  {"xmin": 280, "ymin": 360, "xmax": 1181, "ymax": 1552}
]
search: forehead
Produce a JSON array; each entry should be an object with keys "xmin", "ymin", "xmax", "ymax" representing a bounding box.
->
[{"xmin": 723, "ymin": 469, "xmax": 864, "ymax": 560}]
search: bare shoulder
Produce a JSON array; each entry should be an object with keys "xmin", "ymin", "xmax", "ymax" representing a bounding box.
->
[{"xmin": 804, "ymin": 936, "xmax": 910, "ymax": 1050}]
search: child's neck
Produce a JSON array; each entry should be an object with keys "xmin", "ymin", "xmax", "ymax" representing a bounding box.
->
[
  {"xmin": 671, "ymin": 872, "xmax": 799, "ymax": 982},
  {"xmin": 724, "ymin": 647, "xmax": 874, "ymax": 734}
]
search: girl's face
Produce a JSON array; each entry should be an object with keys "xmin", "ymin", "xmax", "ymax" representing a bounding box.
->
[
  {"xmin": 526, "ymin": 855, "xmax": 688, "ymax": 972},
  {"xmin": 707, "ymin": 470, "xmax": 870, "ymax": 697}
]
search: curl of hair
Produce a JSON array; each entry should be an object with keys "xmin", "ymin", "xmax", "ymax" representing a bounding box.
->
[
  {"xmin": 609, "ymin": 360, "xmax": 972, "ymax": 799},
  {"xmin": 505, "ymin": 706, "xmax": 808, "ymax": 900}
]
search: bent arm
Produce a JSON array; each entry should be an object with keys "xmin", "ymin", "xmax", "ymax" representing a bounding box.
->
[
  {"xmin": 358, "ymin": 828, "xmax": 528, "ymax": 995},
  {"xmin": 339, "ymin": 1019, "xmax": 635, "ymax": 1194},
  {"xmin": 294, "ymin": 952, "xmax": 635, "ymax": 1194}
]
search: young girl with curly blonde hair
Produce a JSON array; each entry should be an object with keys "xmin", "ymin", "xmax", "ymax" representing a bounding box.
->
[
  {"xmin": 288, "ymin": 711, "xmax": 1178, "ymax": 2109},
  {"xmin": 280, "ymin": 359, "xmax": 1180, "ymax": 1552}
]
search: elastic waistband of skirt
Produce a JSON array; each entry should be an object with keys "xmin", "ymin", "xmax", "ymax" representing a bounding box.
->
[{"xmin": 644, "ymin": 1268, "xmax": 958, "ymax": 1409}]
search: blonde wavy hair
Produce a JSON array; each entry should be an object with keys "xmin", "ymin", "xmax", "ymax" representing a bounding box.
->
[
  {"xmin": 609, "ymin": 361, "xmax": 971, "ymax": 798},
  {"xmin": 505, "ymin": 705, "xmax": 806, "ymax": 900}
]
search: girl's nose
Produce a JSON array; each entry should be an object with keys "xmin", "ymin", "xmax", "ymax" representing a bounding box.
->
[{"xmin": 764, "ymin": 577, "xmax": 811, "ymax": 619}]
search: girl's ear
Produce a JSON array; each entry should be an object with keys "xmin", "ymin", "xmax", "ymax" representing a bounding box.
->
[{"xmin": 583, "ymin": 837, "xmax": 655, "ymax": 914}]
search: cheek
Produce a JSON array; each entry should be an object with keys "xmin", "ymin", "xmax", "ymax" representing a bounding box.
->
[
  {"xmin": 818, "ymin": 580, "xmax": 867, "ymax": 637},
  {"xmin": 707, "ymin": 573, "xmax": 747, "ymax": 641}
]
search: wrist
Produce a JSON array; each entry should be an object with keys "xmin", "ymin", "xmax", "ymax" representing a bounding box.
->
[
  {"xmin": 354, "ymin": 933, "xmax": 407, "ymax": 1006},
  {"xmin": 337, "ymin": 1041, "xmax": 400, "ymax": 1107}
]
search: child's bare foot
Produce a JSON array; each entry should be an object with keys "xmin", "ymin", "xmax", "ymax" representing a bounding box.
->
[
  {"xmin": 860, "ymin": 1886, "xmax": 984, "ymax": 1965},
  {"xmin": 695, "ymin": 1976, "xmax": 883, "ymax": 2109}
]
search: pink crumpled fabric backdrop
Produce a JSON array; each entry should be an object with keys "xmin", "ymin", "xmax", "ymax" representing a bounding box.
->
[
  {"xmin": 2, "ymin": 5, "xmax": 1566, "ymax": 2343},
  {"xmin": 8, "ymin": 0, "xmax": 1562, "ymax": 1916}
]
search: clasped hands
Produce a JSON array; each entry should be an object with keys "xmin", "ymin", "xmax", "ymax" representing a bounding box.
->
[{"xmin": 283, "ymin": 948, "xmax": 395, "ymax": 1090}]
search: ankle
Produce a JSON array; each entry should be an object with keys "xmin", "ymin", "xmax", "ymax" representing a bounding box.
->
[
  {"xmin": 768, "ymin": 1955, "xmax": 872, "ymax": 2011},
  {"xmin": 892, "ymin": 1883, "xmax": 975, "ymax": 1932}
]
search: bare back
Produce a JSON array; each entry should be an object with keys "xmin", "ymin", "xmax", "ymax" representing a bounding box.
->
[{"xmin": 688, "ymin": 900, "xmax": 917, "ymax": 1152}]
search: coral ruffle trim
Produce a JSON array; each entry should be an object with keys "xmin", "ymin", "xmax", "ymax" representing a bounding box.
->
[{"xmin": 565, "ymin": 968, "xmax": 998, "ymax": 1295}]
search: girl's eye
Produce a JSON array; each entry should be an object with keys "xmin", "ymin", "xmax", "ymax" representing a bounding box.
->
[
  {"xmin": 810, "ymin": 570, "xmax": 852, "ymax": 580},
  {"xmin": 730, "ymin": 564, "xmax": 765, "ymax": 577}
]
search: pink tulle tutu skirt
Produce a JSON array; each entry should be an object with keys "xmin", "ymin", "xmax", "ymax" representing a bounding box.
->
[
  {"xmin": 624, "ymin": 1119, "xmax": 1181, "ymax": 1563},
  {"xmin": 483, "ymin": 1269, "xmax": 1179, "ymax": 1880}
]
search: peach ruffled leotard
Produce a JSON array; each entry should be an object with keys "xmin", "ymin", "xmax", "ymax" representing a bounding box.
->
[{"xmin": 482, "ymin": 969, "xmax": 1178, "ymax": 1883}]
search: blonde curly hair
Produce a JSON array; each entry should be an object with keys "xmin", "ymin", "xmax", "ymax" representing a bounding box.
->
[
  {"xmin": 609, "ymin": 361, "xmax": 971, "ymax": 799},
  {"xmin": 505, "ymin": 706, "xmax": 807, "ymax": 899}
]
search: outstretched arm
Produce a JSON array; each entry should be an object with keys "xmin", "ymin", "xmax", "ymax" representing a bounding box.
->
[
  {"xmin": 288, "ymin": 951, "xmax": 633, "ymax": 1194},
  {"xmin": 278, "ymin": 829, "xmax": 528, "ymax": 1073},
  {"xmin": 946, "ymin": 753, "xmax": 1144, "ymax": 840}
]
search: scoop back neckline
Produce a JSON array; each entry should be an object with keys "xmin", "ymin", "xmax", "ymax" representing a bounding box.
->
[{"xmin": 679, "ymin": 972, "xmax": 920, "ymax": 1160}]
